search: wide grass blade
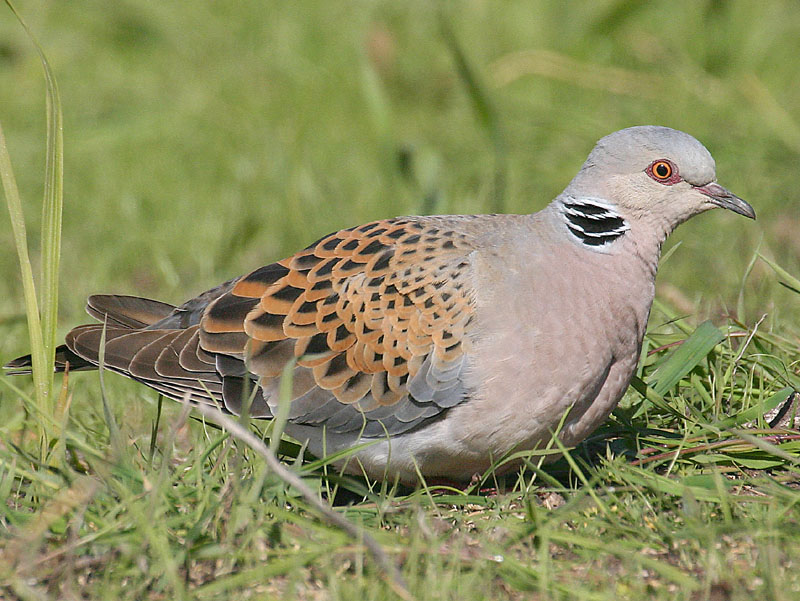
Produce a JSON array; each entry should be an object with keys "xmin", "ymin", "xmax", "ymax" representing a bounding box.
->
[
  {"xmin": 717, "ymin": 387, "xmax": 793, "ymax": 429},
  {"xmin": 649, "ymin": 320, "xmax": 725, "ymax": 396},
  {"xmin": 0, "ymin": 124, "xmax": 46, "ymax": 407}
]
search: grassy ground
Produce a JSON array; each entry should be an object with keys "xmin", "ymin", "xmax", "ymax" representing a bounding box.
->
[{"xmin": 2, "ymin": 1, "xmax": 800, "ymax": 599}]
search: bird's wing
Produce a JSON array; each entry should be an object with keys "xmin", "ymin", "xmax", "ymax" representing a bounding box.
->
[{"xmin": 64, "ymin": 216, "xmax": 481, "ymax": 436}]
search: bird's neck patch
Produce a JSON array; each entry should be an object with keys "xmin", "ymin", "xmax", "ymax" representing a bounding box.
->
[{"xmin": 559, "ymin": 196, "xmax": 630, "ymax": 248}]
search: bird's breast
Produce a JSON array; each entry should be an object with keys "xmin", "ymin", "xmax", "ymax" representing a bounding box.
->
[{"xmin": 454, "ymin": 237, "xmax": 655, "ymax": 456}]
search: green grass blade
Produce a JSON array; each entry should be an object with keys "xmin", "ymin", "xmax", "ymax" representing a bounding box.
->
[
  {"xmin": 758, "ymin": 253, "xmax": 800, "ymax": 295},
  {"xmin": 8, "ymin": 0, "xmax": 63, "ymax": 399},
  {"xmin": 270, "ymin": 360, "xmax": 296, "ymax": 455},
  {"xmin": 0, "ymin": 123, "xmax": 47, "ymax": 411},
  {"xmin": 38, "ymin": 32, "xmax": 64, "ymax": 389},
  {"xmin": 649, "ymin": 320, "xmax": 725, "ymax": 396},
  {"xmin": 716, "ymin": 387, "xmax": 793, "ymax": 429},
  {"xmin": 1, "ymin": 1, "xmax": 64, "ymax": 451}
]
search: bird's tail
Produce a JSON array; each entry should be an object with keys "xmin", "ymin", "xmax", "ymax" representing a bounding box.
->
[
  {"xmin": 3, "ymin": 293, "xmax": 177, "ymax": 375},
  {"xmin": 4, "ymin": 345, "xmax": 96, "ymax": 375}
]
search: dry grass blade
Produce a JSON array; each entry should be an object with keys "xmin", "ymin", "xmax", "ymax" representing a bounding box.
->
[
  {"xmin": 185, "ymin": 397, "xmax": 412, "ymax": 599},
  {"xmin": 489, "ymin": 49, "xmax": 664, "ymax": 98},
  {"xmin": 0, "ymin": 475, "xmax": 98, "ymax": 599}
]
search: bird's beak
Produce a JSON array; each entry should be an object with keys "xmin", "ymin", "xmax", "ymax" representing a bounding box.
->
[{"xmin": 694, "ymin": 182, "xmax": 756, "ymax": 219}]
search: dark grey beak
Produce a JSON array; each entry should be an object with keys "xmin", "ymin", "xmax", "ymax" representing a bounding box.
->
[{"xmin": 694, "ymin": 182, "xmax": 756, "ymax": 219}]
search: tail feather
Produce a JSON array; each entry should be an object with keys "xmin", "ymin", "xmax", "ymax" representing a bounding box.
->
[
  {"xmin": 4, "ymin": 294, "xmax": 177, "ymax": 375},
  {"xmin": 4, "ymin": 344, "xmax": 97, "ymax": 375},
  {"xmin": 3, "ymin": 293, "xmax": 233, "ymax": 410}
]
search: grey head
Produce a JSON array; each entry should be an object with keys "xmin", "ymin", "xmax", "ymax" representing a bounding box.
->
[{"xmin": 556, "ymin": 126, "xmax": 754, "ymax": 248}]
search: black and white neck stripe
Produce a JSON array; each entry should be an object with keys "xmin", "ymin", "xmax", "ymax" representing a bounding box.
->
[{"xmin": 560, "ymin": 197, "xmax": 629, "ymax": 248}]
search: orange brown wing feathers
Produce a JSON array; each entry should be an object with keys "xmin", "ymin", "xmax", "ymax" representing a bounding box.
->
[
  {"xmin": 201, "ymin": 217, "xmax": 478, "ymax": 434},
  {"xmin": 43, "ymin": 217, "xmax": 479, "ymax": 436}
]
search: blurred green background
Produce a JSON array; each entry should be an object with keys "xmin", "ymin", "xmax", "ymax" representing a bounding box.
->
[{"xmin": 1, "ymin": 0, "xmax": 799, "ymax": 364}]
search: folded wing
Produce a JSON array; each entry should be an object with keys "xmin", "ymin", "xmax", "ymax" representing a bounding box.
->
[{"xmin": 17, "ymin": 217, "xmax": 480, "ymax": 437}]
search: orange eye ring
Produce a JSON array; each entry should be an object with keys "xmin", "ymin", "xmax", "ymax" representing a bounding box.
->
[
  {"xmin": 646, "ymin": 159, "xmax": 679, "ymax": 185},
  {"xmin": 651, "ymin": 160, "xmax": 672, "ymax": 180}
]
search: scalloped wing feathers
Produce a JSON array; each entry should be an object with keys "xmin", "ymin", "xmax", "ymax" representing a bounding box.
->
[{"xmin": 59, "ymin": 216, "xmax": 481, "ymax": 436}]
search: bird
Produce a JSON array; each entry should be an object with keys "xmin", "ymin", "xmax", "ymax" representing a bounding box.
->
[{"xmin": 6, "ymin": 126, "xmax": 755, "ymax": 485}]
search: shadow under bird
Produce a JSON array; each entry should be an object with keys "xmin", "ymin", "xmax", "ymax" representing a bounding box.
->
[{"xmin": 6, "ymin": 126, "xmax": 755, "ymax": 485}]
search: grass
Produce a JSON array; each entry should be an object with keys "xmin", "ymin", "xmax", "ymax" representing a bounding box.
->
[
  {"xmin": 2, "ymin": 1, "xmax": 800, "ymax": 599},
  {"xmin": 0, "ymin": 0, "xmax": 63, "ymax": 461}
]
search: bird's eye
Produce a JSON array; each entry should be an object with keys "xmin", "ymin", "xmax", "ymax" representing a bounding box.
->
[
  {"xmin": 653, "ymin": 162, "xmax": 671, "ymax": 178},
  {"xmin": 646, "ymin": 159, "xmax": 678, "ymax": 184},
  {"xmin": 652, "ymin": 160, "xmax": 672, "ymax": 179}
]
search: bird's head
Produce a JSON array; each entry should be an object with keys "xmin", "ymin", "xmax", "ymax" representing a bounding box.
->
[{"xmin": 564, "ymin": 126, "xmax": 754, "ymax": 236}]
